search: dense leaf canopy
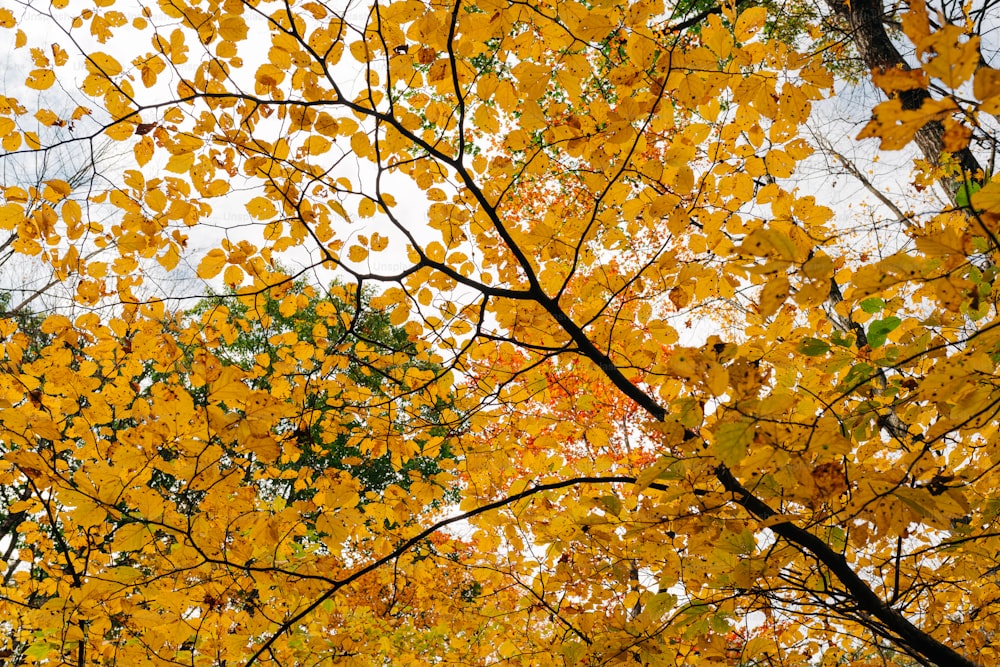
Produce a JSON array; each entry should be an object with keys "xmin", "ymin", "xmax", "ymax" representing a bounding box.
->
[{"xmin": 0, "ymin": 0, "xmax": 999, "ymax": 664}]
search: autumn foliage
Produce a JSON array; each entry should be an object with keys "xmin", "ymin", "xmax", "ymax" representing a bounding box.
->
[{"xmin": 0, "ymin": 0, "xmax": 999, "ymax": 664}]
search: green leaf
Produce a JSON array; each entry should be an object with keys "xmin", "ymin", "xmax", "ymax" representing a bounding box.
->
[
  {"xmin": 597, "ymin": 494, "xmax": 623, "ymax": 516},
  {"xmin": 859, "ymin": 297, "xmax": 885, "ymax": 314},
  {"xmin": 25, "ymin": 643, "xmax": 55, "ymax": 660},
  {"xmin": 841, "ymin": 362, "xmax": 873, "ymax": 389},
  {"xmin": 798, "ymin": 337, "xmax": 830, "ymax": 356},
  {"xmin": 826, "ymin": 526, "xmax": 846, "ymax": 551},
  {"xmin": 955, "ymin": 181, "xmax": 981, "ymax": 209},
  {"xmin": 867, "ymin": 316, "xmax": 901, "ymax": 348},
  {"xmin": 831, "ymin": 330, "xmax": 855, "ymax": 347}
]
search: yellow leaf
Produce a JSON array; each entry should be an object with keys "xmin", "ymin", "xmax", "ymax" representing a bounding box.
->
[
  {"xmin": 303, "ymin": 135, "xmax": 331, "ymax": 155},
  {"xmin": 246, "ymin": 435, "xmax": 281, "ymax": 462},
  {"xmin": 857, "ymin": 97, "xmax": 957, "ymax": 150},
  {"xmin": 892, "ymin": 487, "xmax": 958, "ymax": 529},
  {"xmin": 971, "ymin": 178, "xmax": 1000, "ymax": 213},
  {"xmin": 764, "ymin": 149, "xmax": 795, "ymax": 178},
  {"xmin": 224, "ymin": 264, "xmax": 243, "ymax": 287},
  {"xmin": 206, "ymin": 180, "xmax": 229, "ymax": 196},
  {"xmin": 389, "ymin": 302, "xmax": 409, "ymax": 325},
  {"xmin": 256, "ymin": 63, "xmax": 285, "ymax": 91},
  {"xmin": 62, "ymin": 198, "xmax": 82, "ymax": 228},
  {"xmin": 34, "ymin": 109, "xmax": 61, "ymax": 126},
  {"xmin": 425, "ymin": 241, "xmax": 445, "ymax": 263},
  {"xmin": 134, "ymin": 135, "xmax": 154, "ymax": 166},
  {"xmin": 734, "ymin": 7, "xmax": 767, "ymax": 42},
  {"xmin": 218, "ymin": 14, "xmax": 248, "ymax": 41},
  {"xmin": 247, "ymin": 197, "xmax": 277, "ymax": 220},
  {"xmin": 900, "ymin": 0, "xmax": 931, "ymax": 48},
  {"xmin": 165, "ymin": 151, "xmax": 194, "ymax": 173},
  {"xmin": 871, "ymin": 67, "xmax": 929, "ymax": 94},
  {"xmin": 758, "ymin": 273, "xmax": 790, "ymax": 317},
  {"xmin": 210, "ymin": 365, "xmax": 247, "ymax": 404},
  {"xmin": 164, "ymin": 28, "xmax": 188, "ymax": 65},
  {"xmin": 922, "ymin": 28, "xmax": 979, "ymax": 88},
  {"xmin": 348, "ymin": 245, "xmax": 368, "ymax": 262},
  {"xmin": 87, "ymin": 261, "xmax": 108, "ymax": 278},
  {"xmin": 278, "ymin": 294, "xmax": 298, "ymax": 317},
  {"xmin": 40, "ymin": 180, "xmax": 71, "ymax": 203},
  {"xmin": 802, "ymin": 253, "xmax": 833, "ymax": 280},
  {"xmin": 713, "ymin": 420, "xmax": 754, "ymax": 466},
  {"xmin": 505, "ymin": 129, "xmax": 530, "ymax": 151},
  {"xmin": 358, "ymin": 198, "xmax": 376, "ymax": 218},
  {"xmin": 740, "ymin": 228, "xmax": 802, "ymax": 262},
  {"xmin": 314, "ymin": 113, "xmax": 339, "ymax": 136},
  {"xmin": 197, "ymin": 248, "xmax": 227, "ymax": 279},
  {"xmin": 974, "ymin": 67, "xmax": 1000, "ymax": 114},
  {"xmin": 562, "ymin": 4, "xmax": 612, "ymax": 42},
  {"xmin": 634, "ymin": 455, "xmax": 677, "ymax": 493},
  {"xmin": 498, "ymin": 640, "xmax": 519, "ymax": 659},
  {"xmin": 113, "ymin": 524, "xmax": 151, "ymax": 552},
  {"xmin": 914, "ymin": 227, "xmax": 967, "ymax": 257},
  {"xmin": 87, "ymin": 51, "xmax": 123, "ymax": 77},
  {"xmin": 703, "ymin": 16, "xmax": 733, "ymax": 60},
  {"xmin": 158, "ymin": 244, "xmax": 180, "ymax": 271},
  {"xmin": 350, "ymin": 132, "xmax": 372, "ymax": 159},
  {"xmin": 25, "ymin": 69, "xmax": 55, "ymax": 90},
  {"xmin": 30, "ymin": 416, "xmax": 62, "ymax": 441}
]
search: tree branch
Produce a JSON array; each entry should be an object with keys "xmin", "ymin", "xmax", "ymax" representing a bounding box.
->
[{"xmin": 713, "ymin": 464, "xmax": 980, "ymax": 667}]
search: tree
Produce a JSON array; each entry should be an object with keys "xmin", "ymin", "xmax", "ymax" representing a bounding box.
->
[
  {"xmin": 0, "ymin": 0, "xmax": 1000, "ymax": 664},
  {"xmin": 0, "ymin": 287, "xmax": 476, "ymax": 665},
  {"xmin": 184, "ymin": 278, "xmax": 461, "ymax": 502}
]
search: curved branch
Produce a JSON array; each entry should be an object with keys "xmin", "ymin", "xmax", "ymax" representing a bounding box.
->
[{"xmin": 245, "ymin": 475, "xmax": 636, "ymax": 665}]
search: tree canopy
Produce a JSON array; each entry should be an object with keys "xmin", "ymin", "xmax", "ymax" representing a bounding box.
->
[{"xmin": 0, "ymin": 0, "xmax": 999, "ymax": 664}]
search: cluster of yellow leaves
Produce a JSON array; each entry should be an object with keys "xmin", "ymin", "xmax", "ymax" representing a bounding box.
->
[
  {"xmin": 0, "ymin": 294, "xmax": 502, "ymax": 664},
  {"xmin": 2, "ymin": 0, "xmax": 1000, "ymax": 664},
  {"xmin": 860, "ymin": 0, "xmax": 1000, "ymax": 156}
]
